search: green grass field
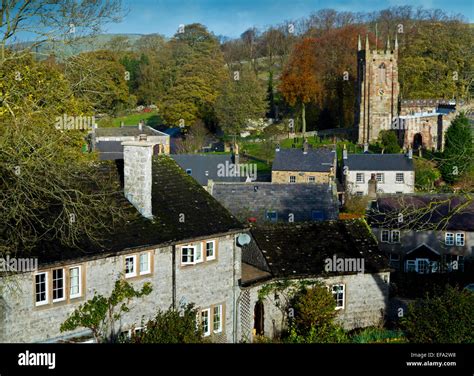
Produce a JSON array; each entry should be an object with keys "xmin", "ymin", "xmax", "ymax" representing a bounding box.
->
[{"xmin": 98, "ymin": 111, "xmax": 162, "ymax": 128}]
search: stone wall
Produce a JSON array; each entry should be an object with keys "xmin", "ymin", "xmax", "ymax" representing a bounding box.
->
[
  {"xmin": 271, "ymin": 171, "xmax": 332, "ymax": 184},
  {"xmin": 0, "ymin": 234, "xmax": 240, "ymax": 343},
  {"xmin": 240, "ymin": 272, "xmax": 390, "ymax": 341}
]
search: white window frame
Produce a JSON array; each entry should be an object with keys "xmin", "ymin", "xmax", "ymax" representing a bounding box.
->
[
  {"xmin": 356, "ymin": 173, "xmax": 364, "ymax": 183},
  {"xmin": 195, "ymin": 244, "xmax": 203, "ymax": 264},
  {"xmin": 395, "ymin": 173, "xmax": 404, "ymax": 184},
  {"xmin": 69, "ymin": 266, "xmax": 82, "ymax": 299},
  {"xmin": 405, "ymin": 260, "xmax": 416, "ymax": 272},
  {"xmin": 139, "ymin": 252, "xmax": 151, "ymax": 275},
  {"xmin": 455, "ymin": 233, "xmax": 465, "ymax": 246},
  {"xmin": 376, "ymin": 173, "xmax": 384, "ymax": 183},
  {"xmin": 213, "ymin": 305, "xmax": 223, "ymax": 334},
  {"xmin": 35, "ymin": 272, "xmax": 49, "ymax": 306},
  {"xmin": 181, "ymin": 246, "xmax": 196, "ymax": 265},
  {"xmin": 289, "ymin": 175, "xmax": 296, "ymax": 183},
  {"xmin": 391, "ymin": 230, "xmax": 400, "ymax": 243},
  {"xmin": 445, "ymin": 232, "xmax": 454, "ymax": 246},
  {"xmin": 416, "ymin": 259, "xmax": 430, "ymax": 274},
  {"xmin": 201, "ymin": 308, "xmax": 211, "ymax": 337},
  {"xmin": 206, "ymin": 240, "xmax": 216, "ymax": 261},
  {"xmin": 381, "ymin": 229, "xmax": 390, "ymax": 243},
  {"xmin": 125, "ymin": 255, "xmax": 137, "ymax": 278},
  {"xmin": 182, "ymin": 245, "xmax": 202, "ymax": 265},
  {"xmin": 52, "ymin": 268, "xmax": 66, "ymax": 303},
  {"xmin": 332, "ymin": 284, "xmax": 345, "ymax": 310}
]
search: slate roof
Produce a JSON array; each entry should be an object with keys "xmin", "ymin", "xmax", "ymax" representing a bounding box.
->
[
  {"xmin": 27, "ymin": 156, "xmax": 244, "ymax": 267},
  {"xmin": 211, "ymin": 182, "xmax": 339, "ymax": 222},
  {"xmin": 272, "ymin": 147, "xmax": 336, "ymax": 172},
  {"xmin": 241, "ymin": 220, "xmax": 390, "ymax": 285},
  {"xmin": 95, "ymin": 126, "xmax": 165, "ymax": 137},
  {"xmin": 368, "ymin": 195, "xmax": 474, "ymax": 231},
  {"xmin": 343, "ymin": 153, "xmax": 414, "ymax": 171},
  {"xmin": 170, "ymin": 154, "xmax": 246, "ymax": 186},
  {"xmin": 94, "ymin": 141, "xmax": 124, "ymax": 160},
  {"xmin": 93, "ymin": 126, "xmax": 169, "ymax": 160}
]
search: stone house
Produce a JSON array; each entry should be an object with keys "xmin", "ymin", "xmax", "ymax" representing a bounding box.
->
[
  {"xmin": 0, "ymin": 142, "xmax": 245, "ymax": 343},
  {"xmin": 271, "ymin": 145, "xmax": 337, "ymax": 184},
  {"xmin": 368, "ymin": 195, "xmax": 474, "ymax": 273},
  {"xmin": 238, "ymin": 220, "xmax": 391, "ymax": 341},
  {"xmin": 342, "ymin": 150, "xmax": 415, "ymax": 196}
]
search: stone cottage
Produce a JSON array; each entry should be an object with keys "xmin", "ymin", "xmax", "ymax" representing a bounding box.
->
[
  {"xmin": 0, "ymin": 141, "xmax": 245, "ymax": 343},
  {"xmin": 271, "ymin": 144, "xmax": 337, "ymax": 184},
  {"xmin": 238, "ymin": 220, "xmax": 391, "ymax": 341},
  {"xmin": 342, "ymin": 150, "xmax": 415, "ymax": 196}
]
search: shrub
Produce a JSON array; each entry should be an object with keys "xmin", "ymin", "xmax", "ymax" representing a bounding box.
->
[
  {"xmin": 401, "ymin": 285, "xmax": 474, "ymax": 343},
  {"xmin": 130, "ymin": 304, "xmax": 204, "ymax": 344}
]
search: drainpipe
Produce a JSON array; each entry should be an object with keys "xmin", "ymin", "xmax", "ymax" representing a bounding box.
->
[
  {"xmin": 172, "ymin": 245, "xmax": 176, "ymax": 309},
  {"xmin": 232, "ymin": 238, "xmax": 237, "ymax": 343}
]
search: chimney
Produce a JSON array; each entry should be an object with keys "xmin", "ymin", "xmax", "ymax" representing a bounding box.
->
[
  {"xmin": 368, "ymin": 173, "xmax": 377, "ymax": 199},
  {"xmin": 364, "ymin": 143, "xmax": 369, "ymax": 153},
  {"xmin": 120, "ymin": 121, "xmax": 125, "ymax": 128},
  {"xmin": 342, "ymin": 145, "xmax": 348, "ymax": 160},
  {"xmin": 303, "ymin": 140, "xmax": 309, "ymax": 154},
  {"xmin": 122, "ymin": 140, "xmax": 155, "ymax": 219},
  {"xmin": 138, "ymin": 120, "xmax": 144, "ymax": 131},
  {"xmin": 408, "ymin": 148, "xmax": 413, "ymax": 159},
  {"xmin": 233, "ymin": 143, "xmax": 240, "ymax": 165}
]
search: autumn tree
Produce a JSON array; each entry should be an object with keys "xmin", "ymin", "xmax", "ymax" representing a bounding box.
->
[{"xmin": 279, "ymin": 38, "xmax": 321, "ymax": 135}]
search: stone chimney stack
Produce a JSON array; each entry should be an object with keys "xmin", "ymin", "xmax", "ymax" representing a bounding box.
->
[
  {"xmin": 303, "ymin": 139, "xmax": 309, "ymax": 154},
  {"xmin": 368, "ymin": 173, "xmax": 377, "ymax": 198},
  {"xmin": 122, "ymin": 140, "xmax": 155, "ymax": 219},
  {"xmin": 342, "ymin": 145, "xmax": 348, "ymax": 160},
  {"xmin": 233, "ymin": 142, "xmax": 240, "ymax": 165},
  {"xmin": 408, "ymin": 148, "xmax": 413, "ymax": 159},
  {"xmin": 364, "ymin": 143, "xmax": 369, "ymax": 153},
  {"xmin": 138, "ymin": 120, "xmax": 144, "ymax": 131}
]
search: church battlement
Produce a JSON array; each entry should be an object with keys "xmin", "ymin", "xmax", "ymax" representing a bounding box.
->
[{"xmin": 355, "ymin": 34, "xmax": 451, "ymax": 152}]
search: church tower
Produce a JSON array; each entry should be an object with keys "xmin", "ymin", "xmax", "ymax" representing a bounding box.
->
[{"xmin": 356, "ymin": 34, "xmax": 400, "ymax": 145}]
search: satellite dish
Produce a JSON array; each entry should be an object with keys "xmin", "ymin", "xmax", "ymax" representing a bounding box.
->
[{"xmin": 237, "ymin": 233, "xmax": 251, "ymax": 246}]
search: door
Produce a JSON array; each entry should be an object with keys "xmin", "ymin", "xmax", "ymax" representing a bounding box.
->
[{"xmin": 254, "ymin": 301, "xmax": 264, "ymax": 336}]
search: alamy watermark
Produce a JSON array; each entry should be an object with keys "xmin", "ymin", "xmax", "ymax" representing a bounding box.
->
[
  {"xmin": 55, "ymin": 114, "xmax": 95, "ymax": 130},
  {"xmin": 217, "ymin": 161, "xmax": 257, "ymax": 181},
  {"xmin": 0, "ymin": 256, "xmax": 38, "ymax": 272},
  {"xmin": 324, "ymin": 255, "xmax": 365, "ymax": 274}
]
